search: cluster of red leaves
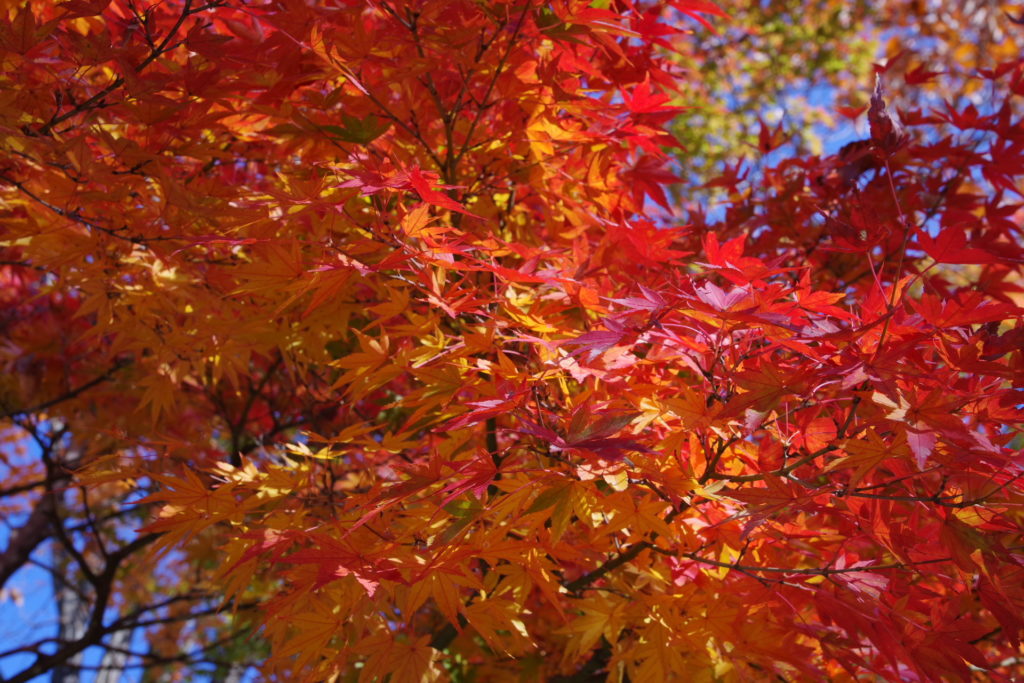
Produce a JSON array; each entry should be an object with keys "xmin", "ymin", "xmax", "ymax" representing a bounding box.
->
[{"xmin": 1, "ymin": 0, "xmax": 1022, "ymax": 681}]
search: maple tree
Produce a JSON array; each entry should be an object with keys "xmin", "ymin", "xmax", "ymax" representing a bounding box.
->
[{"xmin": 1, "ymin": 0, "xmax": 1023, "ymax": 681}]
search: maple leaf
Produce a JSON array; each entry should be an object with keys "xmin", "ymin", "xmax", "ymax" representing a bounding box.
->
[
  {"xmin": 826, "ymin": 429, "xmax": 910, "ymax": 488},
  {"xmin": 321, "ymin": 113, "xmax": 392, "ymax": 144},
  {"xmin": 437, "ymin": 452, "xmax": 498, "ymax": 505},
  {"xmin": 558, "ymin": 594, "xmax": 626, "ymax": 662},
  {"xmin": 278, "ymin": 535, "xmax": 390, "ymax": 595},
  {"xmin": 918, "ymin": 227, "xmax": 999, "ymax": 265},
  {"xmin": 357, "ymin": 634, "xmax": 440, "ymax": 683},
  {"xmin": 403, "ymin": 166, "xmax": 480, "ymax": 218},
  {"xmin": 518, "ymin": 407, "xmax": 648, "ymax": 462},
  {"xmin": 726, "ymin": 475, "xmax": 818, "ymax": 517},
  {"xmin": 564, "ymin": 327, "xmax": 630, "ymax": 361},
  {"xmin": 672, "ymin": 0, "xmax": 729, "ymax": 33},
  {"xmin": 622, "ymin": 154, "xmax": 678, "ymax": 210},
  {"xmin": 868, "ymin": 76, "xmax": 908, "ymax": 153},
  {"xmin": 464, "ymin": 598, "xmax": 532, "ymax": 655},
  {"xmin": 445, "ymin": 385, "xmax": 529, "ymax": 431}
]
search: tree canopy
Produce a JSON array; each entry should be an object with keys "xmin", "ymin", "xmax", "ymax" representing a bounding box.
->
[{"xmin": 1, "ymin": 1, "xmax": 1022, "ymax": 681}]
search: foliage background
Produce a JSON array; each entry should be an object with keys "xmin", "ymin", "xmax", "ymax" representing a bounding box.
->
[{"xmin": 1, "ymin": 0, "xmax": 1022, "ymax": 681}]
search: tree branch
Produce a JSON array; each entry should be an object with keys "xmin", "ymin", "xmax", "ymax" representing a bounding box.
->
[
  {"xmin": 4, "ymin": 534, "xmax": 161, "ymax": 683},
  {"xmin": 0, "ymin": 493, "xmax": 55, "ymax": 590},
  {"xmin": 0, "ymin": 361, "xmax": 127, "ymax": 420}
]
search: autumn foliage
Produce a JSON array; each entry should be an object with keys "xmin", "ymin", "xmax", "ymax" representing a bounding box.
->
[{"xmin": 1, "ymin": 0, "xmax": 1023, "ymax": 681}]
